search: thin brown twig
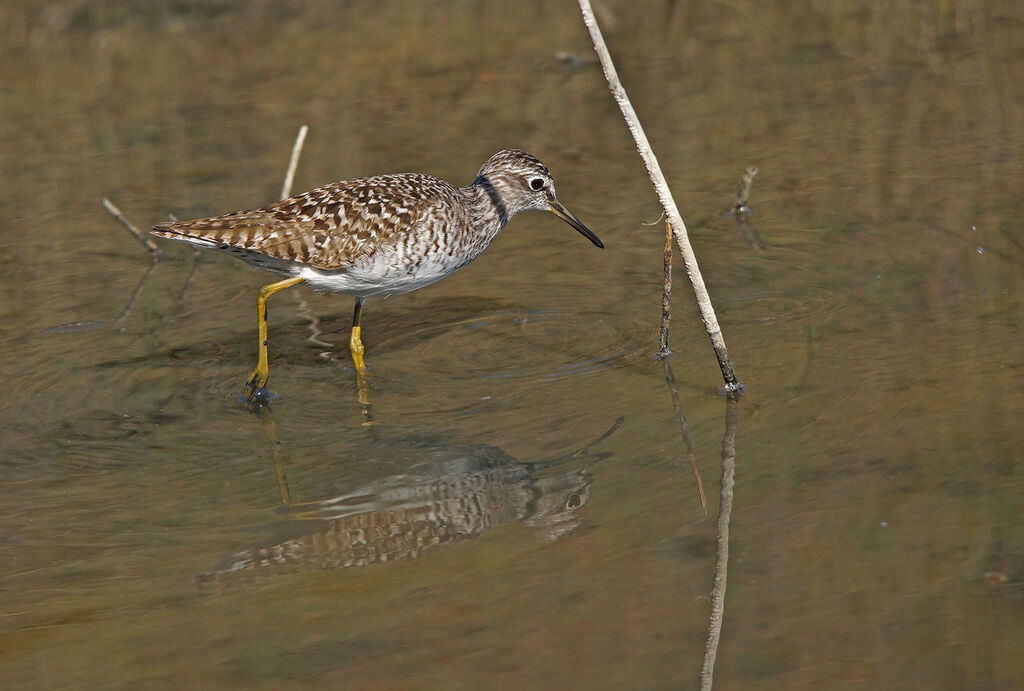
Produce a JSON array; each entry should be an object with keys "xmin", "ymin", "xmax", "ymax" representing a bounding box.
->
[
  {"xmin": 576, "ymin": 0, "xmax": 742, "ymax": 394},
  {"xmin": 102, "ymin": 197, "xmax": 163, "ymax": 256},
  {"xmin": 657, "ymin": 219, "xmax": 673, "ymax": 359}
]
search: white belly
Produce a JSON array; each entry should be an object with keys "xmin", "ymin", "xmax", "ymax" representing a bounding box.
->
[
  {"xmin": 297, "ymin": 250, "xmax": 472, "ymax": 298},
  {"xmin": 174, "ymin": 232, "xmax": 486, "ymax": 299}
]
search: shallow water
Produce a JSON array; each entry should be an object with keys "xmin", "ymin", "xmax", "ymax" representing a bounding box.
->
[{"xmin": 2, "ymin": 1, "xmax": 1022, "ymax": 688}]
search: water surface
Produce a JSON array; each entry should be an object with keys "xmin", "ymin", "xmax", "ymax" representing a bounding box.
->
[{"xmin": 1, "ymin": 1, "xmax": 1022, "ymax": 688}]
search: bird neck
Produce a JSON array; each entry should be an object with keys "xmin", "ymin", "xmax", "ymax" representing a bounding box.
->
[{"xmin": 460, "ymin": 177, "xmax": 516, "ymax": 239}]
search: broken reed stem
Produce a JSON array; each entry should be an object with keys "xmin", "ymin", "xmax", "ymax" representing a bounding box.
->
[
  {"xmin": 698, "ymin": 395, "xmax": 738, "ymax": 690},
  {"xmin": 576, "ymin": 0, "xmax": 742, "ymax": 394},
  {"xmin": 280, "ymin": 124, "xmax": 309, "ymax": 201},
  {"xmin": 102, "ymin": 197, "xmax": 163, "ymax": 256},
  {"xmin": 103, "ymin": 125, "xmax": 310, "ymax": 327},
  {"xmin": 657, "ymin": 219, "xmax": 673, "ymax": 359}
]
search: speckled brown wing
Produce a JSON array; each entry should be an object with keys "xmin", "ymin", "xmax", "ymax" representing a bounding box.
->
[{"xmin": 152, "ymin": 173, "xmax": 459, "ymax": 270}]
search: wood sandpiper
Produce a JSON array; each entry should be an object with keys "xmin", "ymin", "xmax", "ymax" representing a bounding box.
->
[{"xmin": 152, "ymin": 149, "xmax": 604, "ymax": 406}]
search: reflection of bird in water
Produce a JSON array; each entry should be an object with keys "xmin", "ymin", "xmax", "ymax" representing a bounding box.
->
[{"xmin": 196, "ymin": 419, "xmax": 620, "ymax": 587}]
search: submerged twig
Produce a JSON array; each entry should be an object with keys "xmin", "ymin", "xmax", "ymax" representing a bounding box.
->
[
  {"xmin": 113, "ymin": 255, "xmax": 160, "ymax": 329},
  {"xmin": 727, "ymin": 165, "xmax": 764, "ymax": 252},
  {"xmin": 662, "ymin": 359, "xmax": 707, "ymax": 513},
  {"xmin": 727, "ymin": 165, "xmax": 758, "ymax": 217},
  {"xmin": 102, "ymin": 198, "xmax": 163, "ymax": 256},
  {"xmin": 280, "ymin": 124, "xmax": 309, "ymax": 201},
  {"xmin": 177, "ymin": 251, "xmax": 204, "ymax": 305},
  {"xmin": 577, "ymin": 0, "xmax": 742, "ymax": 394},
  {"xmin": 699, "ymin": 395, "xmax": 738, "ymax": 690},
  {"xmin": 736, "ymin": 217, "xmax": 764, "ymax": 253}
]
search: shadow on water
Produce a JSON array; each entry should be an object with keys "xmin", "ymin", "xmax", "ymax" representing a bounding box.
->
[{"xmin": 196, "ymin": 411, "xmax": 624, "ymax": 588}]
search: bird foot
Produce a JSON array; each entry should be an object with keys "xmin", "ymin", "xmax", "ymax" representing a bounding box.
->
[{"xmin": 243, "ymin": 370, "xmax": 275, "ymax": 410}]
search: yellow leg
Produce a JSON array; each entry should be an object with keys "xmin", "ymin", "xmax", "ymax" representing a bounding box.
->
[
  {"xmin": 350, "ymin": 298, "xmax": 369, "ymax": 404},
  {"xmin": 245, "ymin": 276, "xmax": 305, "ymax": 405}
]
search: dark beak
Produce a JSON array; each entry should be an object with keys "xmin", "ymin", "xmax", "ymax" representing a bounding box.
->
[{"xmin": 549, "ymin": 201, "xmax": 604, "ymax": 249}]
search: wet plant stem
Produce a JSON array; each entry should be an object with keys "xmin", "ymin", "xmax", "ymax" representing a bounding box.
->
[{"xmin": 658, "ymin": 219, "xmax": 673, "ymax": 359}]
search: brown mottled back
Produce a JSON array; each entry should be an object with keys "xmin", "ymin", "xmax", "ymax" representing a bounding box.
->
[{"xmin": 152, "ymin": 173, "xmax": 464, "ymax": 270}]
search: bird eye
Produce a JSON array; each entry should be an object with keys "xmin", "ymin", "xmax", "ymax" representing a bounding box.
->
[{"xmin": 529, "ymin": 177, "xmax": 545, "ymax": 191}]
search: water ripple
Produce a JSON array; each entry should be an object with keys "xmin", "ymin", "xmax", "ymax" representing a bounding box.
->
[{"xmin": 356, "ymin": 308, "xmax": 651, "ymax": 385}]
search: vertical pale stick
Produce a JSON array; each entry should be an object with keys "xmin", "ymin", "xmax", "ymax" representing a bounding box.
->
[
  {"xmin": 280, "ymin": 124, "xmax": 309, "ymax": 201},
  {"xmin": 577, "ymin": 0, "xmax": 742, "ymax": 394}
]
